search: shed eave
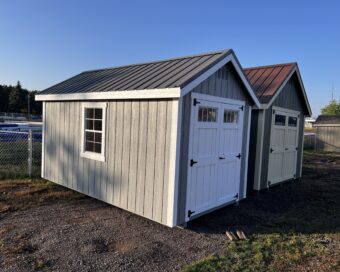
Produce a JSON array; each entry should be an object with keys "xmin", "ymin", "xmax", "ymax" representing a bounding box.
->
[
  {"xmin": 180, "ymin": 52, "xmax": 261, "ymax": 108},
  {"xmin": 263, "ymin": 66, "xmax": 312, "ymax": 116},
  {"xmin": 35, "ymin": 87, "xmax": 181, "ymax": 101}
]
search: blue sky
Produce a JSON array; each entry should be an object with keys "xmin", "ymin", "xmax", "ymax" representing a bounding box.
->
[{"xmin": 0, "ymin": 0, "xmax": 339, "ymax": 116}]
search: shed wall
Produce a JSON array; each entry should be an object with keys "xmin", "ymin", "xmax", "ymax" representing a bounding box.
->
[
  {"xmin": 177, "ymin": 63, "xmax": 253, "ymax": 224},
  {"xmin": 249, "ymin": 74, "xmax": 306, "ymax": 190},
  {"xmin": 43, "ymin": 100, "xmax": 174, "ymax": 225},
  {"xmin": 316, "ymin": 126, "xmax": 340, "ymax": 152}
]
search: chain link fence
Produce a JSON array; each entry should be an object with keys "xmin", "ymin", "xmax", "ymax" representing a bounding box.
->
[{"xmin": 0, "ymin": 130, "xmax": 42, "ymax": 179}]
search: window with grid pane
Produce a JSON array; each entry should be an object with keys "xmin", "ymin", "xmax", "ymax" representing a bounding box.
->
[{"xmin": 84, "ymin": 108, "xmax": 103, "ymax": 154}]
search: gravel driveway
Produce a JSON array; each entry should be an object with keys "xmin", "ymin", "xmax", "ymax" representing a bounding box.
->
[{"xmin": 1, "ymin": 196, "xmax": 227, "ymax": 272}]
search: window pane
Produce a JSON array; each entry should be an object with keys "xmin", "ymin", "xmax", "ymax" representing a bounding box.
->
[
  {"xmin": 275, "ymin": 114, "xmax": 286, "ymax": 126},
  {"xmin": 95, "ymin": 108, "xmax": 102, "ymax": 119},
  {"xmin": 95, "ymin": 132, "xmax": 102, "ymax": 143},
  {"xmin": 85, "ymin": 141, "xmax": 94, "ymax": 152},
  {"xmin": 224, "ymin": 110, "xmax": 239, "ymax": 123},
  {"xmin": 85, "ymin": 119, "xmax": 93, "ymax": 130},
  {"xmin": 85, "ymin": 108, "xmax": 94, "ymax": 119},
  {"xmin": 86, "ymin": 131, "xmax": 94, "ymax": 141},
  {"xmin": 94, "ymin": 120, "xmax": 102, "ymax": 131},
  {"xmin": 288, "ymin": 116, "xmax": 298, "ymax": 127},
  {"xmin": 94, "ymin": 143, "xmax": 101, "ymax": 153},
  {"xmin": 198, "ymin": 107, "xmax": 217, "ymax": 122}
]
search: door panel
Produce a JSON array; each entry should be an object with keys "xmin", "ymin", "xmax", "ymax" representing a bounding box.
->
[
  {"xmin": 186, "ymin": 97, "xmax": 244, "ymax": 221},
  {"xmin": 268, "ymin": 108, "xmax": 300, "ymax": 186}
]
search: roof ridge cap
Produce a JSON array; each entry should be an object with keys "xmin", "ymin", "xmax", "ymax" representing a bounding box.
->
[
  {"xmin": 244, "ymin": 62, "xmax": 297, "ymax": 71},
  {"xmin": 84, "ymin": 49, "xmax": 232, "ymax": 73}
]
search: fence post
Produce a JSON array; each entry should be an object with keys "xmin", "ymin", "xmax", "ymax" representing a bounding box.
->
[{"xmin": 28, "ymin": 129, "xmax": 32, "ymax": 177}]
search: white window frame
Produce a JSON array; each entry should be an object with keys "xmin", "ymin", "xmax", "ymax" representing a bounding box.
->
[{"xmin": 80, "ymin": 102, "xmax": 107, "ymax": 162}]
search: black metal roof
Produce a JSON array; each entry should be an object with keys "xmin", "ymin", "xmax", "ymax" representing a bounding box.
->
[
  {"xmin": 315, "ymin": 115, "xmax": 340, "ymax": 125},
  {"xmin": 39, "ymin": 49, "xmax": 232, "ymax": 95}
]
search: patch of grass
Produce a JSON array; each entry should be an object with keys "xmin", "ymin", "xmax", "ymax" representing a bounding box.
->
[
  {"xmin": 183, "ymin": 153, "xmax": 340, "ymax": 271},
  {"xmin": 34, "ymin": 258, "xmax": 49, "ymax": 271},
  {"xmin": 0, "ymin": 178, "xmax": 85, "ymax": 213},
  {"xmin": 182, "ymin": 234, "xmax": 326, "ymax": 272}
]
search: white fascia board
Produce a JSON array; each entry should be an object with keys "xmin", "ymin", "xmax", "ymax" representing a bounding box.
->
[
  {"xmin": 35, "ymin": 87, "xmax": 181, "ymax": 101},
  {"xmin": 191, "ymin": 92, "xmax": 245, "ymax": 106},
  {"xmin": 265, "ymin": 67, "xmax": 312, "ymax": 116},
  {"xmin": 180, "ymin": 54, "xmax": 261, "ymax": 109}
]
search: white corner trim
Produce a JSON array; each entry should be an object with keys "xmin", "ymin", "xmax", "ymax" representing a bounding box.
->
[
  {"xmin": 41, "ymin": 102, "xmax": 45, "ymax": 178},
  {"xmin": 80, "ymin": 102, "xmax": 107, "ymax": 162},
  {"xmin": 242, "ymin": 106, "xmax": 252, "ymax": 198},
  {"xmin": 299, "ymin": 127, "xmax": 304, "ymax": 177},
  {"xmin": 35, "ymin": 88, "xmax": 181, "ymax": 101},
  {"xmin": 167, "ymin": 98, "xmax": 182, "ymax": 227},
  {"xmin": 180, "ymin": 54, "xmax": 261, "ymax": 108}
]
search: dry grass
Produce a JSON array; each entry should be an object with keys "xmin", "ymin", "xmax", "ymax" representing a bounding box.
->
[
  {"xmin": 0, "ymin": 178, "xmax": 85, "ymax": 270},
  {"xmin": 0, "ymin": 178, "xmax": 84, "ymax": 213}
]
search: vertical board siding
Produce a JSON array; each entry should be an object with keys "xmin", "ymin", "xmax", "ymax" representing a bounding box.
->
[
  {"xmin": 177, "ymin": 63, "xmax": 254, "ymax": 225},
  {"xmin": 316, "ymin": 126, "xmax": 340, "ymax": 152},
  {"xmin": 144, "ymin": 101, "xmax": 157, "ymax": 219},
  {"xmin": 44, "ymin": 99, "xmax": 173, "ymax": 225}
]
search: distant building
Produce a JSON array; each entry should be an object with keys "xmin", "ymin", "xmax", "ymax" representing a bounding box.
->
[
  {"xmin": 314, "ymin": 115, "xmax": 340, "ymax": 152},
  {"xmin": 305, "ymin": 117, "xmax": 316, "ymax": 128}
]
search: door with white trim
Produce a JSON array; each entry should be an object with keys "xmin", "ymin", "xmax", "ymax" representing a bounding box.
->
[
  {"xmin": 186, "ymin": 94, "xmax": 244, "ymax": 221},
  {"xmin": 268, "ymin": 107, "xmax": 300, "ymax": 185}
]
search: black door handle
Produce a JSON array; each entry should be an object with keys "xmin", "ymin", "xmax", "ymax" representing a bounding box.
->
[
  {"xmin": 219, "ymin": 157, "xmax": 226, "ymax": 160},
  {"xmin": 285, "ymin": 148, "xmax": 289, "ymax": 150}
]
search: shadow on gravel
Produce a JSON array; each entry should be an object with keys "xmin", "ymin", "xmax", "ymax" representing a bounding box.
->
[{"xmin": 187, "ymin": 153, "xmax": 340, "ymax": 236}]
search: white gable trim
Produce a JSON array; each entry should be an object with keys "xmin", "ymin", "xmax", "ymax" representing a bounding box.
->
[
  {"xmin": 35, "ymin": 87, "xmax": 181, "ymax": 101},
  {"xmin": 180, "ymin": 54, "xmax": 261, "ymax": 108},
  {"xmin": 264, "ymin": 67, "xmax": 312, "ymax": 116}
]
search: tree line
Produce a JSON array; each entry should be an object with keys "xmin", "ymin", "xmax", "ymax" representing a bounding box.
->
[{"xmin": 0, "ymin": 81, "xmax": 42, "ymax": 115}]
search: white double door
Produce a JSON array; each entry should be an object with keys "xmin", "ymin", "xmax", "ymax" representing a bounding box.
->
[
  {"xmin": 268, "ymin": 107, "xmax": 300, "ymax": 185},
  {"xmin": 186, "ymin": 95, "xmax": 244, "ymax": 221}
]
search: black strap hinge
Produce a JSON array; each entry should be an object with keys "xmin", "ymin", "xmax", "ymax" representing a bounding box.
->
[
  {"xmin": 234, "ymin": 193, "xmax": 239, "ymax": 199},
  {"xmin": 190, "ymin": 159, "xmax": 198, "ymax": 167},
  {"xmin": 239, "ymin": 105, "xmax": 244, "ymax": 111},
  {"xmin": 188, "ymin": 210, "xmax": 195, "ymax": 218},
  {"xmin": 236, "ymin": 153, "xmax": 241, "ymax": 159},
  {"xmin": 193, "ymin": 98, "xmax": 201, "ymax": 106}
]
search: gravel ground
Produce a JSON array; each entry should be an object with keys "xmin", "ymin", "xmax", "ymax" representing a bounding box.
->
[
  {"xmin": 1, "ymin": 196, "xmax": 226, "ymax": 272},
  {"xmin": 1, "ymin": 152, "xmax": 339, "ymax": 271}
]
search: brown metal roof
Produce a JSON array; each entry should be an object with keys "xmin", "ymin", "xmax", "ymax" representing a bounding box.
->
[
  {"xmin": 39, "ymin": 50, "xmax": 232, "ymax": 95},
  {"xmin": 244, "ymin": 63, "xmax": 296, "ymax": 103}
]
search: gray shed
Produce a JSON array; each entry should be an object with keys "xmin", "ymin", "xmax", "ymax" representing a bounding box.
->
[
  {"xmin": 245, "ymin": 63, "xmax": 312, "ymax": 191},
  {"xmin": 314, "ymin": 115, "xmax": 340, "ymax": 152},
  {"xmin": 36, "ymin": 49, "xmax": 261, "ymax": 227}
]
